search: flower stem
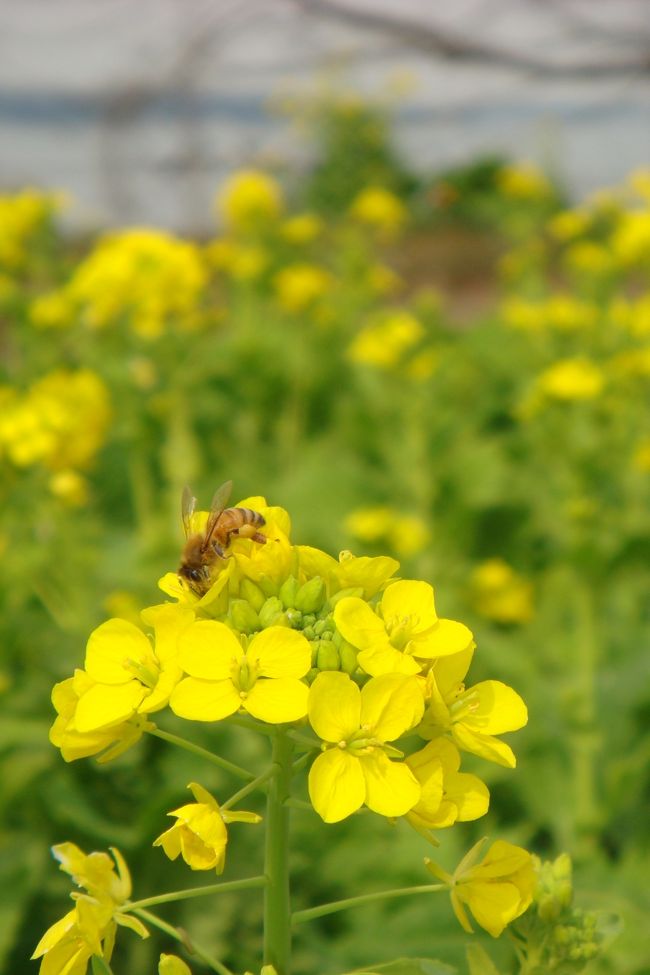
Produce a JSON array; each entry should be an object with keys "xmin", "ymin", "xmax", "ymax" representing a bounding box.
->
[
  {"xmin": 291, "ymin": 884, "xmax": 446, "ymax": 925},
  {"xmin": 126, "ymin": 875, "xmax": 266, "ymax": 910},
  {"xmin": 147, "ymin": 726, "xmax": 255, "ymax": 781},
  {"xmin": 221, "ymin": 767, "xmax": 276, "ymax": 811},
  {"xmin": 263, "ymin": 729, "xmax": 294, "ymax": 975},
  {"xmin": 132, "ymin": 908, "xmax": 234, "ymax": 975}
]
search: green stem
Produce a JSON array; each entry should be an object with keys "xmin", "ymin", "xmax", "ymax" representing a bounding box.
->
[
  {"xmin": 147, "ymin": 726, "xmax": 255, "ymax": 781},
  {"xmin": 292, "ymin": 884, "xmax": 446, "ymax": 925},
  {"xmin": 132, "ymin": 908, "xmax": 234, "ymax": 975},
  {"xmin": 571, "ymin": 575, "xmax": 600, "ymax": 855},
  {"xmin": 126, "ymin": 875, "xmax": 266, "ymax": 910},
  {"xmin": 221, "ymin": 767, "xmax": 276, "ymax": 811},
  {"xmin": 263, "ymin": 729, "xmax": 294, "ymax": 975}
]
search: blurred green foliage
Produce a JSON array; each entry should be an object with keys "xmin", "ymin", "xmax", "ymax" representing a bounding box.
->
[{"xmin": 1, "ymin": 101, "xmax": 649, "ymax": 975}]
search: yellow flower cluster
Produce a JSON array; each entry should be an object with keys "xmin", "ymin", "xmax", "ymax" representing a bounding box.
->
[
  {"xmin": 217, "ymin": 169, "xmax": 284, "ymax": 232},
  {"xmin": 345, "ymin": 505, "xmax": 430, "ymax": 557},
  {"xmin": 348, "ymin": 310, "xmax": 437, "ymax": 377},
  {"xmin": 469, "ymin": 559, "xmax": 534, "ymax": 624},
  {"xmin": 51, "ymin": 493, "xmax": 527, "ymax": 839},
  {"xmin": 0, "ymin": 369, "xmax": 111, "ymax": 487},
  {"xmin": 349, "ymin": 186, "xmax": 407, "ymax": 238},
  {"xmin": 62, "ymin": 229, "xmax": 208, "ymax": 338},
  {"xmin": 0, "ymin": 188, "xmax": 61, "ymax": 270},
  {"xmin": 497, "ymin": 163, "xmax": 553, "ymax": 202}
]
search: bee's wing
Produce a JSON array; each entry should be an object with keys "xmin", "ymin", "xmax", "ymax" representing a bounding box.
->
[
  {"xmin": 181, "ymin": 485, "xmax": 197, "ymax": 538},
  {"xmin": 202, "ymin": 479, "xmax": 233, "ymax": 550}
]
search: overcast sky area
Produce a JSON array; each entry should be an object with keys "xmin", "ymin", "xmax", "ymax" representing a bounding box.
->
[{"xmin": 1, "ymin": 0, "xmax": 649, "ymax": 231}]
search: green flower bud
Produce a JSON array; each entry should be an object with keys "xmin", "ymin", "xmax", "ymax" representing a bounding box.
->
[
  {"xmin": 339, "ymin": 641, "xmax": 359, "ymax": 675},
  {"xmin": 279, "ymin": 575, "xmax": 300, "ymax": 609},
  {"xmin": 229, "ymin": 599, "xmax": 261, "ymax": 634},
  {"xmin": 295, "ymin": 577, "xmax": 326, "ymax": 613},
  {"xmin": 259, "ymin": 596, "xmax": 286, "ymax": 628},
  {"xmin": 316, "ymin": 641, "xmax": 341, "ymax": 671},
  {"xmin": 286, "ymin": 608, "xmax": 303, "ymax": 628},
  {"xmin": 303, "ymin": 625, "xmax": 316, "ymax": 640},
  {"xmin": 258, "ymin": 575, "xmax": 280, "ymax": 598},
  {"xmin": 240, "ymin": 579, "xmax": 266, "ymax": 612}
]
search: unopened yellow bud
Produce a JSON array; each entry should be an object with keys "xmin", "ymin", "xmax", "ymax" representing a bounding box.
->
[
  {"xmin": 339, "ymin": 641, "xmax": 358, "ymax": 675},
  {"xmin": 316, "ymin": 641, "xmax": 341, "ymax": 671},
  {"xmin": 259, "ymin": 597, "xmax": 286, "ymax": 628},
  {"xmin": 229, "ymin": 599, "xmax": 261, "ymax": 634},
  {"xmin": 159, "ymin": 954, "xmax": 192, "ymax": 975},
  {"xmin": 279, "ymin": 575, "xmax": 300, "ymax": 609}
]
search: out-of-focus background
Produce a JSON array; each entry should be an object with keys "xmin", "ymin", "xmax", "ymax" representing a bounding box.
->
[{"xmin": 2, "ymin": 2, "xmax": 650, "ymax": 974}]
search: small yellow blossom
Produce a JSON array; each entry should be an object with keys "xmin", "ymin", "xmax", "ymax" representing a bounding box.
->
[
  {"xmin": 217, "ymin": 169, "xmax": 284, "ymax": 231},
  {"xmin": 426, "ymin": 838, "xmax": 536, "ymax": 937},
  {"xmin": 206, "ymin": 238, "xmax": 268, "ymax": 281},
  {"xmin": 308, "ymin": 671, "xmax": 424, "ymax": 822},
  {"xmin": 0, "ymin": 188, "xmax": 60, "ymax": 270},
  {"xmin": 419, "ymin": 646, "xmax": 528, "ymax": 768},
  {"xmin": 547, "ymin": 208, "xmax": 590, "ymax": 241},
  {"xmin": 345, "ymin": 506, "xmax": 430, "ymax": 558},
  {"xmin": 274, "ymin": 263, "xmax": 332, "ymax": 313},
  {"xmin": 535, "ymin": 358, "xmax": 605, "ymax": 402},
  {"xmin": 349, "ymin": 186, "xmax": 407, "ymax": 238},
  {"xmin": 470, "ymin": 559, "xmax": 534, "ymax": 624},
  {"xmin": 280, "ymin": 213, "xmax": 323, "ymax": 244},
  {"xmin": 32, "ymin": 844, "xmax": 148, "ymax": 975},
  {"xmin": 49, "ymin": 469, "xmax": 89, "ymax": 507},
  {"xmin": 497, "ymin": 163, "xmax": 552, "ymax": 200},
  {"xmin": 335, "ymin": 579, "xmax": 474, "ymax": 677},
  {"xmin": 366, "ymin": 264, "xmax": 402, "ymax": 296},
  {"xmin": 154, "ymin": 782, "xmax": 261, "ymax": 873},
  {"xmin": 405, "ymin": 739, "xmax": 489, "ymax": 832},
  {"xmin": 348, "ymin": 311, "xmax": 424, "ymax": 369},
  {"xmin": 159, "ymin": 955, "xmax": 192, "ymax": 975},
  {"xmin": 170, "ymin": 623, "xmax": 311, "ymax": 723},
  {"xmin": 612, "ymin": 210, "xmax": 650, "ymax": 265},
  {"xmin": 29, "ymin": 289, "xmax": 73, "ymax": 329}
]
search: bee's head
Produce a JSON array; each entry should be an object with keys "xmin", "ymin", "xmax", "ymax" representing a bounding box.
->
[{"xmin": 178, "ymin": 564, "xmax": 208, "ymax": 587}]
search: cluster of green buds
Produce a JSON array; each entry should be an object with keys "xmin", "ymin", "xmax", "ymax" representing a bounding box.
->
[
  {"xmin": 226, "ymin": 574, "xmax": 360, "ymax": 677},
  {"xmin": 512, "ymin": 855, "xmax": 618, "ymax": 974}
]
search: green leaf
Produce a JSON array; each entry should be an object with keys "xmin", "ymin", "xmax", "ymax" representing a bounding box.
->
[
  {"xmin": 466, "ymin": 944, "xmax": 502, "ymax": 975},
  {"xmin": 345, "ymin": 959, "xmax": 457, "ymax": 975}
]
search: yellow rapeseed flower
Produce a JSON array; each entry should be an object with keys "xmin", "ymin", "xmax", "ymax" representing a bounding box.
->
[
  {"xmin": 611, "ymin": 210, "xmax": 650, "ymax": 265},
  {"xmin": 280, "ymin": 212, "xmax": 323, "ymax": 244},
  {"xmin": 536, "ymin": 358, "xmax": 605, "ymax": 401},
  {"xmin": 470, "ymin": 559, "xmax": 534, "ymax": 624},
  {"xmin": 349, "ymin": 186, "xmax": 407, "ymax": 238},
  {"xmin": 154, "ymin": 782, "xmax": 261, "ymax": 873},
  {"xmin": 497, "ymin": 163, "xmax": 552, "ymax": 200},
  {"xmin": 273, "ymin": 263, "xmax": 332, "ymax": 313},
  {"xmin": 348, "ymin": 311, "xmax": 424, "ymax": 369},
  {"xmin": 217, "ymin": 169, "xmax": 284, "ymax": 231},
  {"xmin": 405, "ymin": 739, "xmax": 489, "ymax": 832}
]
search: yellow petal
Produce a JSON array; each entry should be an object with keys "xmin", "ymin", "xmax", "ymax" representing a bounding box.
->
[
  {"xmin": 75, "ymin": 681, "xmax": 145, "ymax": 732},
  {"xmin": 430, "ymin": 646, "xmax": 474, "ymax": 697},
  {"xmin": 357, "ymin": 644, "xmax": 421, "ymax": 677},
  {"xmin": 308, "ymin": 672, "xmax": 361, "ymax": 742},
  {"xmin": 243, "ymin": 678, "xmax": 309, "ymax": 723},
  {"xmin": 452, "ymin": 724, "xmax": 517, "ymax": 768},
  {"xmin": 170, "ymin": 677, "xmax": 240, "ymax": 721},
  {"xmin": 360, "ymin": 674, "xmax": 424, "ymax": 741},
  {"xmin": 138, "ymin": 663, "xmax": 182, "ymax": 714},
  {"xmin": 381, "ymin": 580, "xmax": 437, "ymax": 630},
  {"xmin": 308, "ymin": 748, "xmax": 365, "ymax": 822},
  {"xmin": 179, "ymin": 621, "xmax": 242, "ymax": 679},
  {"xmin": 140, "ymin": 603, "xmax": 194, "ymax": 662},
  {"xmin": 335, "ymin": 554, "xmax": 399, "ymax": 598},
  {"xmin": 85, "ymin": 619, "xmax": 152, "ymax": 683},
  {"xmin": 446, "ymin": 771, "xmax": 490, "ymax": 822},
  {"xmin": 462, "ymin": 880, "xmax": 523, "ymax": 937},
  {"xmin": 359, "ymin": 751, "xmax": 421, "ymax": 816},
  {"xmin": 414, "ymin": 619, "xmax": 474, "ymax": 659},
  {"xmin": 247, "ymin": 627, "xmax": 311, "ymax": 678},
  {"xmin": 334, "ymin": 597, "xmax": 387, "ymax": 649},
  {"xmin": 31, "ymin": 910, "xmax": 76, "ymax": 958},
  {"xmin": 465, "ymin": 681, "xmax": 528, "ymax": 734}
]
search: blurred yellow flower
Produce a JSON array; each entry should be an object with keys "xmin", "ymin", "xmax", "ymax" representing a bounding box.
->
[
  {"xmin": 206, "ymin": 238, "xmax": 268, "ymax": 281},
  {"xmin": 536, "ymin": 358, "xmax": 605, "ymax": 402},
  {"xmin": 348, "ymin": 311, "xmax": 424, "ymax": 369},
  {"xmin": 67, "ymin": 229, "xmax": 207, "ymax": 336},
  {"xmin": 349, "ymin": 186, "xmax": 407, "ymax": 238},
  {"xmin": 470, "ymin": 559, "xmax": 534, "ymax": 624},
  {"xmin": 280, "ymin": 212, "xmax": 323, "ymax": 244},
  {"xmin": 547, "ymin": 208, "xmax": 590, "ymax": 241},
  {"xmin": 49, "ymin": 469, "xmax": 89, "ymax": 507},
  {"xmin": 632, "ymin": 439, "xmax": 650, "ymax": 472},
  {"xmin": 366, "ymin": 263, "xmax": 402, "ymax": 296},
  {"xmin": 273, "ymin": 263, "xmax": 332, "ymax": 313},
  {"xmin": 0, "ymin": 188, "xmax": 60, "ymax": 270},
  {"xmin": 629, "ymin": 167, "xmax": 650, "ymax": 203},
  {"xmin": 612, "ymin": 210, "xmax": 650, "ymax": 265},
  {"xmin": 497, "ymin": 163, "xmax": 552, "ymax": 200},
  {"xmin": 563, "ymin": 241, "xmax": 614, "ymax": 278},
  {"xmin": 29, "ymin": 289, "xmax": 74, "ymax": 329},
  {"xmin": 345, "ymin": 506, "xmax": 430, "ymax": 558},
  {"xmin": 217, "ymin": 169, "xmax": 284, "ymax": 231}
]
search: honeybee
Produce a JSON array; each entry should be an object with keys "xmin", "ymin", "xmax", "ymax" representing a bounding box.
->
[{"xmin": 179, "ymin": 480, "xmax": 266, "ymax": 595}]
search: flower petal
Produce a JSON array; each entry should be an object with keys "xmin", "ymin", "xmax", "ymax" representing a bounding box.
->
[
  {"xmin": 247, "ymin": 627, "xmax": 311, "ymax": 678},
  {"xmin": 75, "ymin": 681, "xmax": 146, "ymax": 732},
  {"xmin": 308, "ymin": 748, "xmax": 365, "ymax": 822},
  {"xmin": 465, "ymin": 681, "xmax": 528, "ymax": 734},
  {"xmin": 452, "ymin": 724, "xmax": 517, "ymax": 768},
  {"xmin": 462, "ymin": 880, "xmax": 523, "ymax": 937},
  {"xmin": 308, "ymin": 672, "xmax": 361, "ymax": 742},
  {"xmin": 413, "ymin": 619, "xmax": 474, "ymax": 659},
  {"xmin": 359, "ymin": 751, "xmax": 421, "ymax": 816},
  {"xmin": 360, "ymin": 674, "xmax": 424, "ymax": 741},
  {"xmin": 334, "ymin": 597, "xmax": 387, "ymax": 650},
  {"xmin": 381, "ymin": 580, "xmax": 438, "ymax": 631},
  {"xmin": 179, "ymin": 621, "xmax": 242, "ymax": 679},
  {"xmin": 85, "ymin": 620, "xmax": 152, "ymax": 683},
  {"xmin": 170, "ymin": 677, "xmax": 240, "ymax": 721},
  {"xmin": 243, "ymin": 677, "xmax": 309, "ymax": 723}
]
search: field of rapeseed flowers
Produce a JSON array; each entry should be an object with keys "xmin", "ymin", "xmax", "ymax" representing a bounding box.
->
[{"xmin": 1, "ymin": 97, "xmax": 648, "ymax": 975}]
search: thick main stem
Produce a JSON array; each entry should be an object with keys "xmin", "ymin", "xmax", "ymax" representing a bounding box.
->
[{"xmin": 263, "ymin": 729, "xmax": 294, "ymax": 975}]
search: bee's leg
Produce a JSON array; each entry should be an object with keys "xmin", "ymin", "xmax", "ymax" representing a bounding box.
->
[
  {"xmin": 251, "ymin": 532, "xmax": 267, "ymax": 545},
  {"xmin": 211, "ymin": 540, "xmax": 226, "ymax": 558}
]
